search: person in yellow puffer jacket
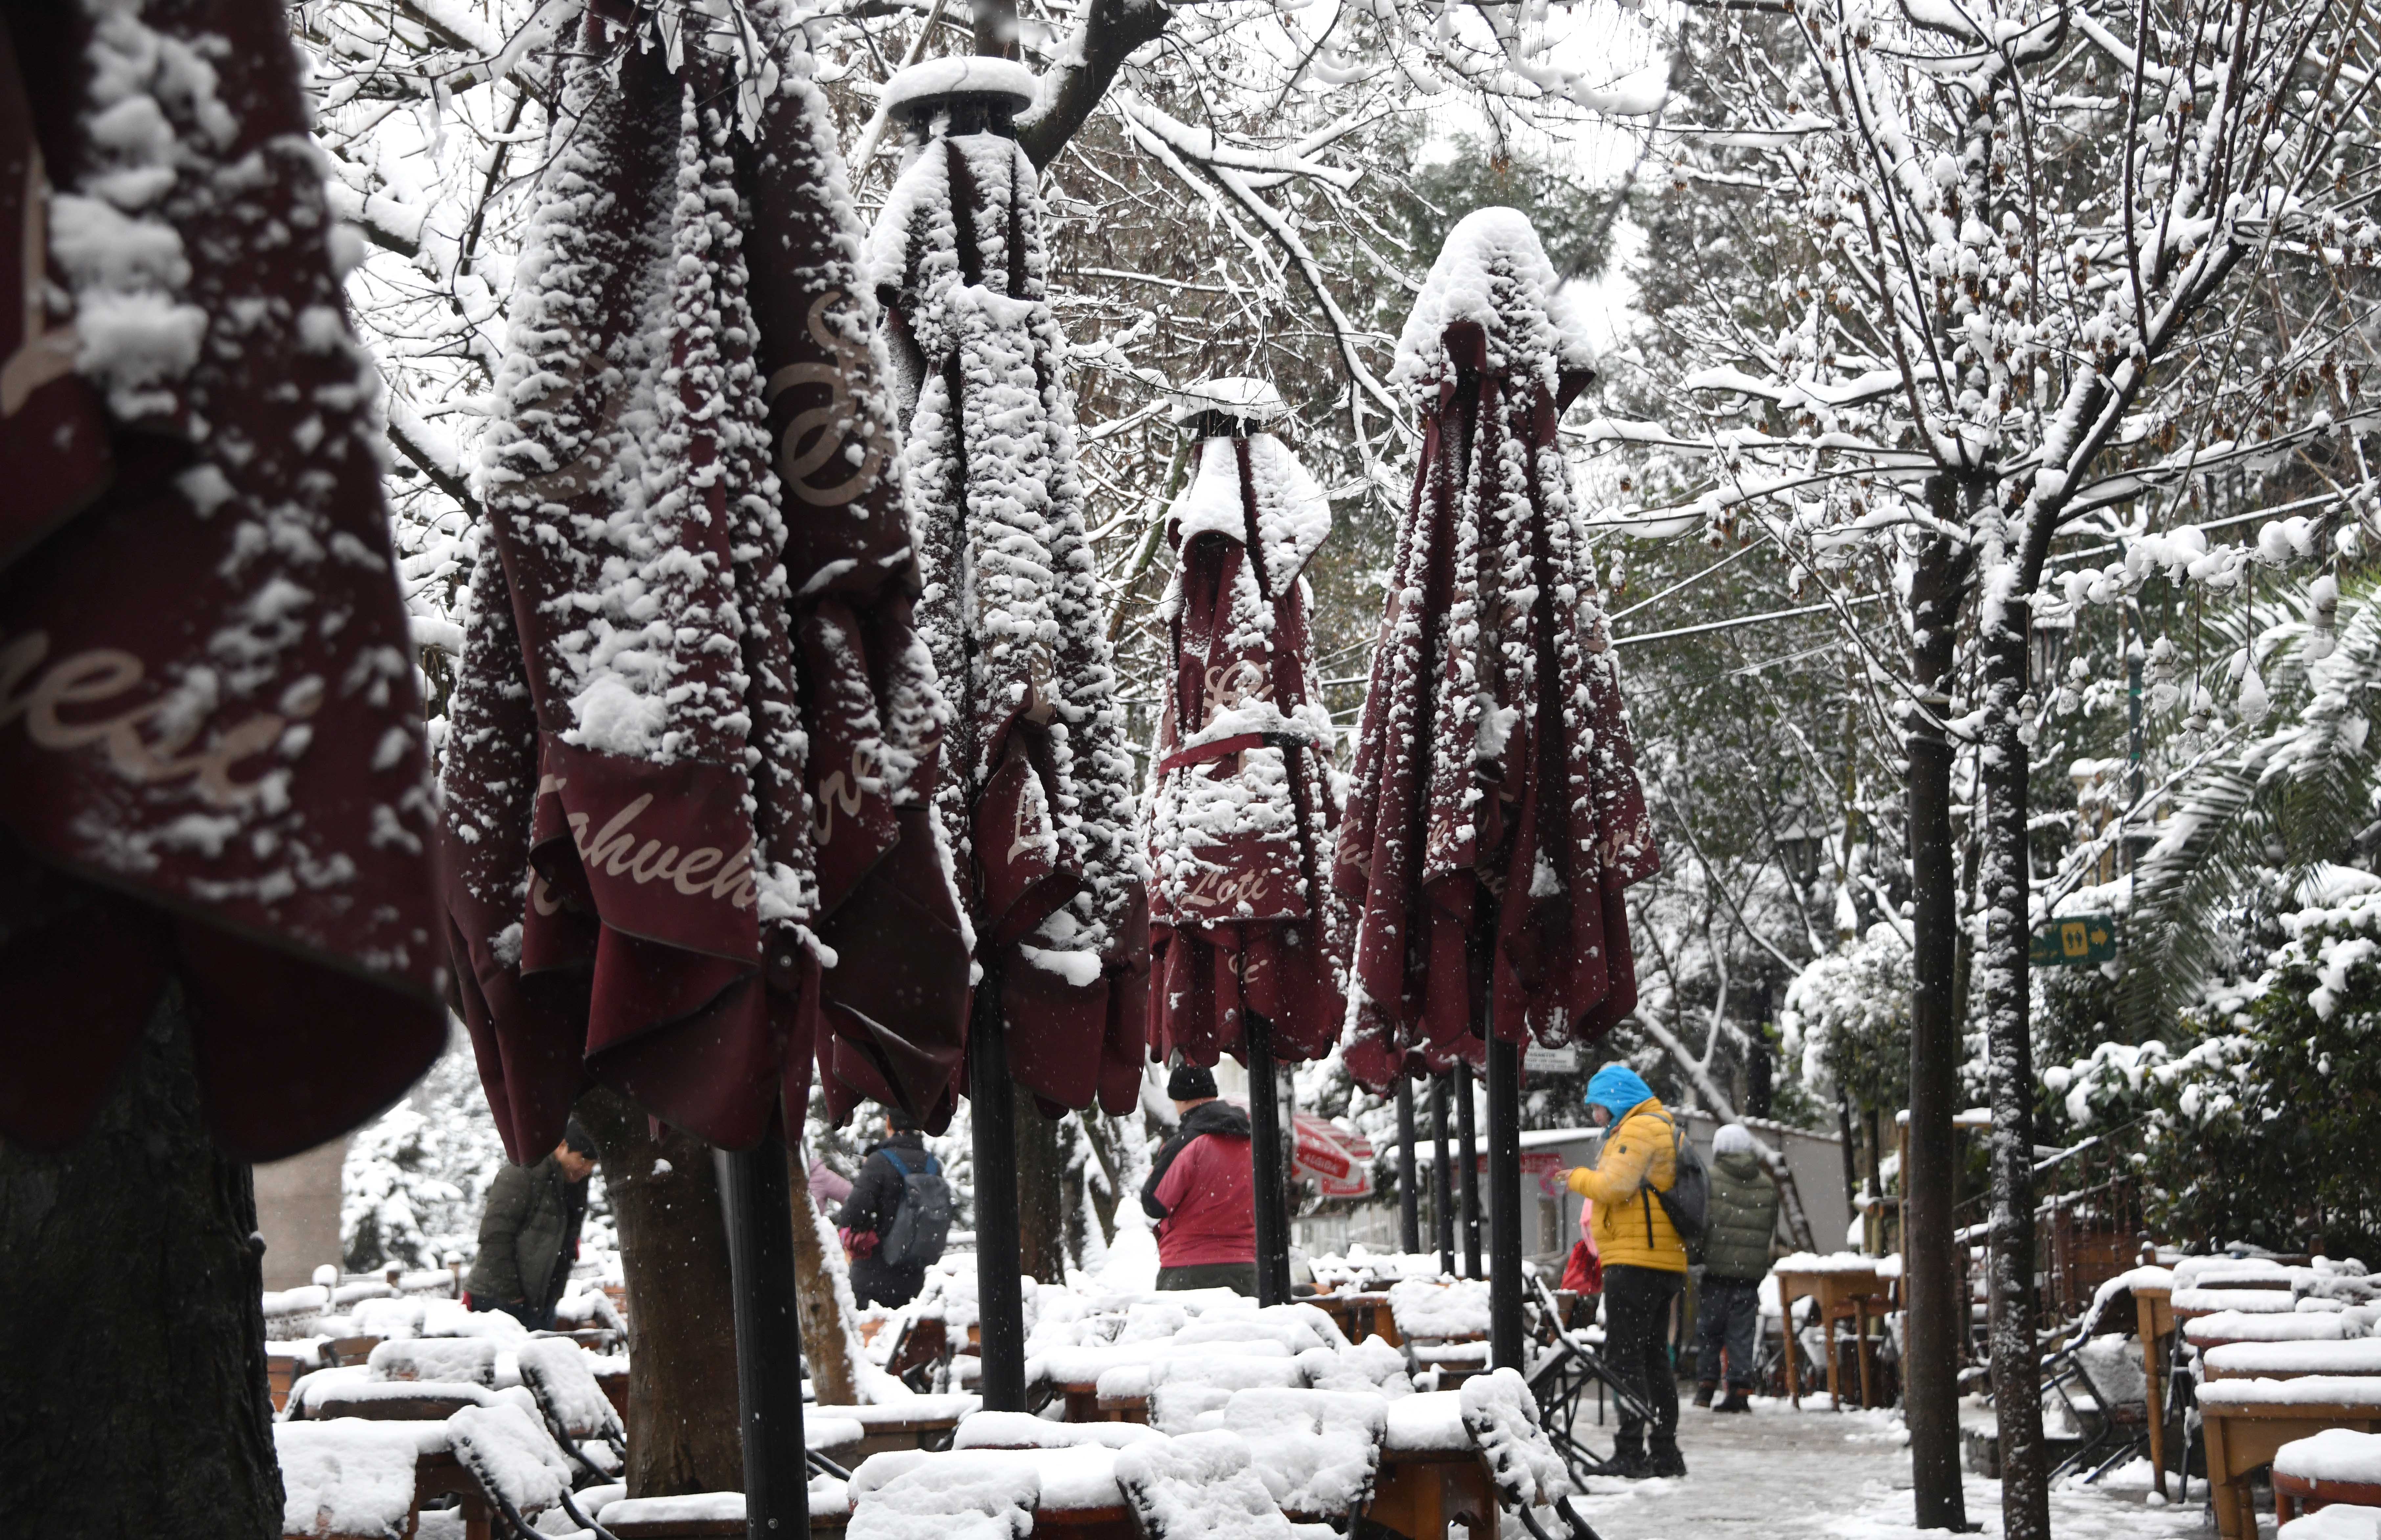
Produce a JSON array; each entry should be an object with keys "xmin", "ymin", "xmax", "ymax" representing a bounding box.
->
[{"xmin": 1561, "ymin": 1064, "xmax": 1688, "ymax": 1479}]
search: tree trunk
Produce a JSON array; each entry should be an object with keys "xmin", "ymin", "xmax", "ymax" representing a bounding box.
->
[
  {"xmin": 575, "ymin": 1088, "xmax": 744, "ymax": 1497},
  {"xmin": 1013, "ymin": 1083, "xmax": 1067, "ymax": 1284},
  {"xmin": 1981, "ymin": 586, "xmax": 2051, "ymax": 1540},
  {"xmin": 0, "ymin": 982, "xmax": 282, "ymax": 1540},
  {"xmin": 786, "ymin": 1147, "xmax": 859, "ymax": 1405},
  {"xmin": 1903, "ymin": 524, "xmax": 1970, "ymax": 1530}
]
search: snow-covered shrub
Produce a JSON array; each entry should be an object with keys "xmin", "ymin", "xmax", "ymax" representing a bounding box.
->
[
  {"xmin": 1781, "ymin": 924, "xmax": 1912, "ymax": 1113},
  {"xmin": 2050, "ymin": 892, "xmax": 2381, "ymax": 1256}
]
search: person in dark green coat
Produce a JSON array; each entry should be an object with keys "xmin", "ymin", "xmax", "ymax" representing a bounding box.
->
[
  {"xmin": 1694, "ymin": 1122, "xmax": 1781, "ymax": 1412},
  {"xmin": 464, "ymin": 1121, "xmax": 596, "ymax": 1330}
]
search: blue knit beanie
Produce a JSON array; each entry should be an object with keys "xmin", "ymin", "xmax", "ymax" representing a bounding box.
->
[{"xmin": 1583, "ymin": 1064, "xmax": 1655, "ymax": 1123}]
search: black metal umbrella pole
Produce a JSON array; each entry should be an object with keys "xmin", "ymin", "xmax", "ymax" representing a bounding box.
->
[
  {"xmin": 1487, "ymin": 1038, "xmax": 1525, "ymax": 1369},
  {"xmin": 1248, "ymin": 1020, "xmax": 1293, "ymax": 1306},
  {"xmin": 1396, "ymin": 1078, "xmax": 1421, "ymax": 1255},
  {"xmin": 1432, "ymin": 1074, "xmax": 1455, "ymax": 1274},
  {"xmin": 968, "ymin": 973, "xmax": 1028, "ymax": 1412},
  {"xmin": 1456, "ymin": 1061, "xmax": 1483, "ymax": 1278},
  {"xmin": 719, "ymin": 1140, "xmax": 812, "ymax": 1539}
]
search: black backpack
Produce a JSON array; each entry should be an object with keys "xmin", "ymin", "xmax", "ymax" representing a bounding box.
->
[
  {"xmin": 877, "ymin": 1148, "xmax": 954, "ymax": 1269},
  {"xmin": 1640, "ymin": 1114, "xmax": 1711, "ymax": 1266}
]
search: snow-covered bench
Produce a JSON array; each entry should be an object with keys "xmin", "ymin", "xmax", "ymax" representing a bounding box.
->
[
  {"xmin": 1112, "ymin": 1429, "xmax": 1300, "ymax": 1540},
  {"xmin": 1221, "ymin": 1387, "xmax": 1389, "ymax": 1522},
  {"xmin": 2196, "ymin": 1377, "xmax": 2381, "ymax": 1539},
  {"xmin": 2276, "ymin": 1429, "xmax": 2381, "ymax": 1527},
  {"xmin": 848, "ymin": 1444, "xmax": 1127, "ymax": 1540},
  {"xmin": 1367, "ymin": 1372, "xmax": 1572, "ymax": 1540}
]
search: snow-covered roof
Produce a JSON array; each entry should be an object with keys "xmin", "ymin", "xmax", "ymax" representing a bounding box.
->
[
  {"xmin": 882, "ymin": 57, "xmax": 1039, "ymax": 118},
  {"xmin": 1168, "ymin": 377, "xmax": 1288, "ymax": 427},
  {"xmin": 1392, "ymin": 207, "xmax": 1598, "ymax": 402}
]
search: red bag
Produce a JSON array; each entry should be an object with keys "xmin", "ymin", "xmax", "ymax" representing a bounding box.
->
[{"xmin": 1560, "ymin": 1240, "xmax": 1602, "ymax": 1296}]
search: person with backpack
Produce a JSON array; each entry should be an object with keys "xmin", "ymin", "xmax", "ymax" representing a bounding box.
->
[
  {"xmin": 1139, "ymin": 1064, "xmax": 1259, "ymax": 1294},
  {"xmin": 1694, "ymin": 1122, "xmax": 1782, "ymax": 1413},
  {"xmin": 1561, "ymin": 1064, "xmax": 1700, "ymax": 1479},
  {"xmin": 837, "ymin": 1106, "xmax": 951, "ymax": 1308}
]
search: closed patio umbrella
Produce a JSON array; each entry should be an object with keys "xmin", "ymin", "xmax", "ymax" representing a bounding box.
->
[
  {"xmin": 0, "ymin": 1, "xmax": 444, "ymax": 1163},
  {"xmin": 1330, "ymin": 208, "xmax": 1659, "ymax": 1366},
  {"xmin": 439, "ymin": 9, "xmax": 970, "ymax": 1530},
  {"xmin": 1144, "ymin": 376, "xmax": 1347, "ymax": 1303},
  {"xmin": 866, "ymin": 56, "xmax": 1149, "ymax": 1408}
]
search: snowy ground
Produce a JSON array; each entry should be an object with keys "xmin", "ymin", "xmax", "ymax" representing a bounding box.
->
[{"xmin": 1564, "ymin": 1395, "xmax": 2209, "ymax": 1540}]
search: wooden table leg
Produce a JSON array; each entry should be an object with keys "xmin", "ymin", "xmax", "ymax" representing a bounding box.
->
[
  {"xmin": 2203, "ymin": 1411, "xmax": 2239, "ymax": 1540},
  {"xmin": 1782, "ymin": 1293, "xmax": 1800, "ymax": 1408},
  {"xmin": 1824, "ymin": 1314, "xmax": 1841, "ymax": 1410},
  {"xmin": 2135, "ymin": 1297, "xmax": 2167, "ymax": 1501}
]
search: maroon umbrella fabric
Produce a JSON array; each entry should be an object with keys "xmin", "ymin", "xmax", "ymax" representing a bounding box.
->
[
  {"xmin": 0, "ymin": 0, "xmax": 443, "ymax": 1161},
  {"xmin": 867, "ymin": 63, "xmax": 1148, "ymax": 1118},
  {"xmin": 1145, "ymin": 388, "xmax": 1347, "ymax": 1069},
  {"xmin": 441, "ymin": 6, "xmax": 970, "ymax": 1159},
  {"xmin": 1331, "ymin": 209, "xmax": 1658, "ymax": 1090}
]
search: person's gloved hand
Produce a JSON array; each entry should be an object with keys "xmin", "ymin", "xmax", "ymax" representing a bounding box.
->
[{"xmin": 841, "ymin": 1226, "xmax": 878, "ymax": 1259}]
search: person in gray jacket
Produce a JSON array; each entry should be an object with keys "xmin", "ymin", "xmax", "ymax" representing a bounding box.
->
[
  {"xmin": 1694, "ymin": 1122, "xmax": 1781, "ymax": 1412},
  {"xmin": 464, "ymin": 1121, "xmax": 596, "ymax": 1330}
]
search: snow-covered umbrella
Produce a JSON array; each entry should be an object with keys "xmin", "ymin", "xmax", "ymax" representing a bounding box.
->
[
  {"xmin": 0, "ymin": 0, "xmax": 443, "ymax": 1161},
  {"xmin": 440, "ymin": 10, "xmax": 969, "ymax": 1526},
  {"xmin": 866, "ymin": 56, "xmax": 1149, "ymax": 1408},
  {"xmin": 1144, "ymin": 376, "xmax": 1346, "ymax": 1302},
  {"xmin": 1331, "ymin": 208, "xmax": 1659, "ymax": 1364},
  {"xmin": 442, "ymin": 8, "xmax": 967, "ymax": 1161}
]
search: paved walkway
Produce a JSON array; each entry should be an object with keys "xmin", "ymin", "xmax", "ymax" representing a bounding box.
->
[{"xmin": 1559, "ymin": 1396, "xmax": 2209, "ymax": 1540}]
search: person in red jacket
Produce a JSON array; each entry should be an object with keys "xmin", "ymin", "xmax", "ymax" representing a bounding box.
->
[{"xmin": 1139, "ymin": 1064, "xmax": 1257, "ymax": 1294}]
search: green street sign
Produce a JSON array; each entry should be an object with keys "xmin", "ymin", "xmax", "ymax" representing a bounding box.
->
[{"xmin": 2032, "ymin": 914, "xmax": 2117, "ymax": 967}]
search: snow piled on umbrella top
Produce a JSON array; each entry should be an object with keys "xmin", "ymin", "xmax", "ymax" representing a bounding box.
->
[
  {"xmin": 1164, "ymin": 437, "xmax": 1333, "ymax": 596},
  {"xmin": 1390, "ymin": 207, "xmax": 1598, "ymax": 403}
]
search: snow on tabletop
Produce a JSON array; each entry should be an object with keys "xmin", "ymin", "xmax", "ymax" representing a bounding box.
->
[
  {"xmin": 1296, "ymin": 1341, "xmax": 1416, "ymax": 1398},
  {"xmin": 1772, "ymin": 1252, "xmax": 1889, "ymax": 1276},
  {"xmin": 2207, "ymin": 1341, "xmax": 2381, "ymax": 1377},
  {"xmin": 1151, "ymin": 1357, "xmax": 1305, "ymax": 1393},
  {"xmin": 299, "ymin": 1376, "xmax": 500, "ymax": 1416},
  {"xmin": 602, "ymin": 1492, "xmax": 747, "ymax": 1526},
  {"xmin": 2196, "ymin": 1375, "xmax": 2381, "ymax": 1407},
  {"xmin": 1387, "ymin": 1279, "xmax": 1492, "ymax": 1340},
  {"xmin": 809, "ymin": 1416, "xmax": 867, "ymax": 1452},
  {"xmin": 1055, "ymin": 1338, "xmax": 1293, "ymax": 1391},
  {"xmin": 516, "ymin": 1340, "xmax": 622, "ymax": 1439},
  {"xmin": 1222, "ymin": 1387, "xmax": 1388, "ymax": 1517},
  {"xmin": 2277, "ymin": 1429, "xmax": 2381, "ymax": 1484},
  {"xmin": 1174, "ymin": 1307, "xmax": 1337, "ymax": 1355},
  {"xmin": 2110, "ymin": 1265, "xmax": 2177, "ymax": 1295},
  {"xmin": 268, "ymin": 1339, "xmax": 330, "ymax": 1370},
  {"xmin": 1114, "ymin": 1429, "xmax": 1295, "ymax": 1540},
  {"xmin": 350, "ymin": 1297, "xmax": 427, "ymax": 1339},
  {"xmin": 1462, "ymin": 1368, "xmax": 1571, "ymax": 1506},
  {"xmin": 448, "ymin": 1403, "xmax": 574, "ymax": 1515},
  {"xmin": 2282, "ymin": 1508, "xmax": 2381, "ymax": 1540},
  {"xmin": 1384, "ymin": 1392, "xmax": 1471, "ymax": 1453},
  {"xmin": 1412, "ymin": 1342, "xmax": 1490, "ymax": 1366},
  {"xmin": 1390, "ymin": 207, "xmax": 1598, "ymax": 404},
  {"xmin": 848, "ymin": 1450, "xmax": 1040, "ymax": 1540},
  {"xmin": 955, "ymin": 1412, "xmax": 1164, "ymax": 1450},
  {"xmin": 370, "ymin": 1337, "xmax": 498, "ymax": 1386},
  {"xmin": 420, "ymin": 1298, "xmax": 530, "ymax": 1345},
  {"xmin": 841, "ymin": 1394, "xmax": 980, "ymax": 1425},
  {"xmin": 1114, "ymin": 1301, "xmax": 1191, "ymax": 1345},
  {"xmin": 2174, "ymin": 1257, "xmax": 2298, "ymax": 1289},
  {"xmin": 2187, "ymin": 1311, "xmax": 2353, "ymax": 1346},
  {"xmin": 275, "ymin": 1420, "xmax": 423, "ymax": 1539},
  {"xmin": 2176, "ymin": 1287, "xmax": 2299, "ymax": 1314}
]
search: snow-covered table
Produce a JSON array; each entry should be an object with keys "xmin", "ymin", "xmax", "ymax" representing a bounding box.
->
[
  {"xmin": 832, "ymin": 1395, "xmax": 980, "ymax": 1457},
  {"xmin": 1369, "ymin": 1393, "xmax": 1498, "ymax": 1540},
  {"xmin": 1772, "ymin": 1256, "xmax": 1893, "ymax": 1410},
  {"xmin": 2196, "ymin": 1377, "xmax": 2381, "ymax": 1539},
  {"xmin": 2275, "ymin": 1430, "xmax": 2381, "ymax": 1528},
  {"xmin": 1310, "ymin": 1291, "xmax": 1397, "ymax": 1347}
]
